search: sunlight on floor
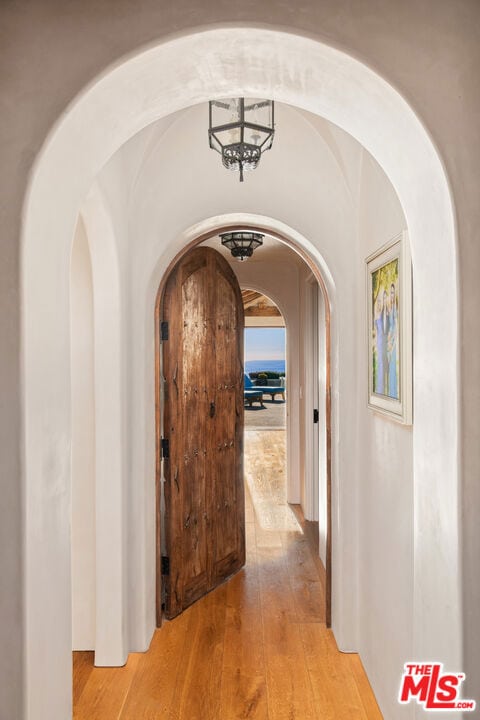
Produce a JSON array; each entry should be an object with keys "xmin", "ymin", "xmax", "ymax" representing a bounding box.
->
[
  {"xmin": 73, "ymin": 424, "xmax": 383, "ymax": 720},
  {"xmin": 244, "ymin": 429, "xmax": 303, "ymax": 533}
]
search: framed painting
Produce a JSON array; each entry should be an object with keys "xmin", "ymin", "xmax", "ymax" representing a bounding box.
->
[{"xmin": 366, "ymin": 231, "xmax": 412, "ymax": 424}]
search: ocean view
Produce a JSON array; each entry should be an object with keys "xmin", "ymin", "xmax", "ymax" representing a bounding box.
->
[{"xmin": 245, "ymin": 359, "xmax": 286, "ymax": 375}]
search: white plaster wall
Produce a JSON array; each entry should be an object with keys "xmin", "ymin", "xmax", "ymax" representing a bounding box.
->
[
  {"xmin": 0, "ymin": 9, "xmax": 470, "ymax": 718},
  {"xmin": 81, "ymin": 185, "xmax": 129, "ymax": 667},
  {"xmin": 70, "ymin": 218, "xmax": 96, "ymax": 650},
  {"xmin": 356, "ymin": 152, "xmax": 413, "ymax": 716}
]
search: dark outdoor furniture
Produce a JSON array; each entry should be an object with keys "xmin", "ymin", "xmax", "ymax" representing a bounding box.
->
[
  {"xmin": 244, "ymin": 389, "xmax": 265, "ymax": 407},
  {"xmin": 244, "ymin": 374, "xmax": 285, "ymax": 402}
]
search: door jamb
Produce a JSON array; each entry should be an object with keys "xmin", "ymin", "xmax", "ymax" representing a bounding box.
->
[{"xmin": 304, "ymin": 275, "xmax": 321, "ymax": 523}]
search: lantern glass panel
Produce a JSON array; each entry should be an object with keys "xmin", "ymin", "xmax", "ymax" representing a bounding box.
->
[
  {"xmin": 214, "ymin": 126, "xmax": 242, "ymax": 147},
  {"xmin": 209, "ymin": 133, "xmax": 222, "ymax": 153},
  {"xmin": 244, "ymin": 98, "xmax": 273, "ymax": 129},
  {"xmin": 243, "ymin": 127, "xmax": 270, "ymax": 148},
  {"xmin": 210, "ymin": 98, "xmax": 240, "ymax": 128}
]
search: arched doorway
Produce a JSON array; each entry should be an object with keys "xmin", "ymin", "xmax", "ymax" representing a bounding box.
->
[
  {"xmin": 21, "ymin": 28, "xmax": 458, "ymax": 718},
  {"xmin": 154, "ymin": 227, "xmax": 332, "ymax": 628}
]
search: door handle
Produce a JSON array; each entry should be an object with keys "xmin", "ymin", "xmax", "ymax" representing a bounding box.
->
[
  {"xmin": 210, "ymin": 401, "xmax": 216, "ymax": 418},
  {"xmin": 313, "ymin": 408, "xmax": 319, "ymax": 423}
]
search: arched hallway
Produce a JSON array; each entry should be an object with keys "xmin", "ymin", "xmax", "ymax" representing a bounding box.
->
[
  {"xmin": 2, "ymin": 6, "xmax": 479, "ymax": 720},
  {"xmin": 25, "ymin": 69, "xmax": 454, "ymax": 719}
]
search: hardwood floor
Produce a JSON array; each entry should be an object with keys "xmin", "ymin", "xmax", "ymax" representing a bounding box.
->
[{"xmin": 73, "ymin": 430, "xmax": 382, "ymax": 719}]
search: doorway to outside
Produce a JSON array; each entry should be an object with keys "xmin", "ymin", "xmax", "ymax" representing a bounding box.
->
[
  {"xmin": 243, "ymin": 303, "xmax": 295, "ymax": 552},
  {"xmin": 155, "ymin": 232, "xmax": 330, "ymax": 631},
  {"xmin": 242, "ymin": 290, "xmax": 326, "ymax": 623}
]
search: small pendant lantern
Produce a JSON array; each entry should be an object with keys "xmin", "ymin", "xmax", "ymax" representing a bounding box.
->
[
  {"xmin": 208, "ymin": 98, "xmax": 275, "ymax": 182},
  {"xmin": 219, "ymin": 231, "xmax": 264, "ymax": 262}
]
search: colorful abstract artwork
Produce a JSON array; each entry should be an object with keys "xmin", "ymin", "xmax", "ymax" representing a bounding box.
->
[
  {"xmin": 366, "ymin": 232, "xmax": 412, "ymax": 423},
  {"xmin": 372, "ymin": 258, "xmax": 399, "ymax": 399}
]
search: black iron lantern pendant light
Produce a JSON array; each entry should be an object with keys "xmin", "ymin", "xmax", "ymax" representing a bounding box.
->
[
  {"xmin": 208, "ymin": 98, "xmax": 275, "ymax": 181},
  {"xmin": 219, "ymin": 231, "xmax": 264, "ymax": 261}
]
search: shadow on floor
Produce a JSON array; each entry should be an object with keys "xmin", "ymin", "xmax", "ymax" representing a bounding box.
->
[{"xmin": 244, "ymin": 399, "xmax": 286, "ymax": 429}]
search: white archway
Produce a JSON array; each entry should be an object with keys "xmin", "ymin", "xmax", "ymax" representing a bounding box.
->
[
  {"xmin": 21, "ymin": 28, "xmax": 458, "ymax": 719},
  {"xmin": 80, "ymin": 184, "xmax": 127, "ymax": 666},
  {"xmin": 149, "ymin": 212, "xmax": 335, "ymax": 631},
  {"xmin": 148, "ymin": 212, "xmax": 339, "ymax": 536},
  {"xmin": 70, "ymin": 216, "xmax": 96, "ymax": 655},
  {"xmin": 154, "ymin": 216, "xmax": 331, "ymax": 534}
]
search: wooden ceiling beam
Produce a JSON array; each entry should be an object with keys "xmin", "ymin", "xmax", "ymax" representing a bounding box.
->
[
  {"xmin": 244, "ymin": 305, "xmax": 281, "ymax": 317},
  {"xmin": 241, "ymin": 290, "xmax": 262, "ymax": 306}
]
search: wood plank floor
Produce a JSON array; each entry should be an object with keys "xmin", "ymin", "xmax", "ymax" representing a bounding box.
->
[{"xmin": 73, "ymin": 430, "xmax": 383, "ymax": 719}]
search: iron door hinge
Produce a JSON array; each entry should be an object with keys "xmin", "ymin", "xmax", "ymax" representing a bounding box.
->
[
  {"xmin": 161, "ymin": 437, "xmax": 170, "ymax": 459},
  {"xmin": 313, "ymin": 408, "xmax": 319, "ymax": 424},
  {"xmin": 160, "ymin": 321, "xmax": 169, "ymax": 341},
  {"xmin": 161, "ymin": 556, "xmax": 170, "ymax": 576}
]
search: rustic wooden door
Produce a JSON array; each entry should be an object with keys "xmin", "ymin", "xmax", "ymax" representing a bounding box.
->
[{"xmin": 161, "ymin": 246, "xmax": 245, "ymax": 619}]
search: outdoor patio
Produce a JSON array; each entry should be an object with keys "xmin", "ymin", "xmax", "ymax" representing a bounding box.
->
[{"xmin": 244, "ymin": 396, "xmax": 286, "ymax": 430}]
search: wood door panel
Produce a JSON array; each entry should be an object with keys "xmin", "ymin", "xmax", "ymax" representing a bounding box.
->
[
  {"xmin": 162, "ymin": 247, "xmax": 244, "ymax": 619},
  {"xmin": 214, "ymin": 270, "xmax": 238, "ymax": 383},
  {"xmin": 213, "ymin": 393, "xmax": 239, "ymax": 560},
  {"xmin": 212, "ymin": 261, "xmax": 245, "ymax": 585}
]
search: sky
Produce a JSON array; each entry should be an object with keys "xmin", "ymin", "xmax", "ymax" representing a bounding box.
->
[{"xmin": 244, "ymin": 327, "xmax": 286, "ymax": 361}]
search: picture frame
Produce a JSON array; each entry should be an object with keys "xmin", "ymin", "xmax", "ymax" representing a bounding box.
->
[{"xmin": 366, "ymin": 231, "xmax": 412, "ymax": 424}]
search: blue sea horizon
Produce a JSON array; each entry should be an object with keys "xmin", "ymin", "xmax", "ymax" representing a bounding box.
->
[{"xmin": 245, "ymin": 359, "xmax": 286, "ymax": 375}]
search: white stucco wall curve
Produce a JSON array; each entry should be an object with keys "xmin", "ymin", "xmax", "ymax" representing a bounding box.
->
[
  {"xmin": 80, "ymin": 184, "xmax": 127, "ymax": 667},
  {"xmin": 21, "ymin": 27, "xmax": 458, "ymax": 720}
]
